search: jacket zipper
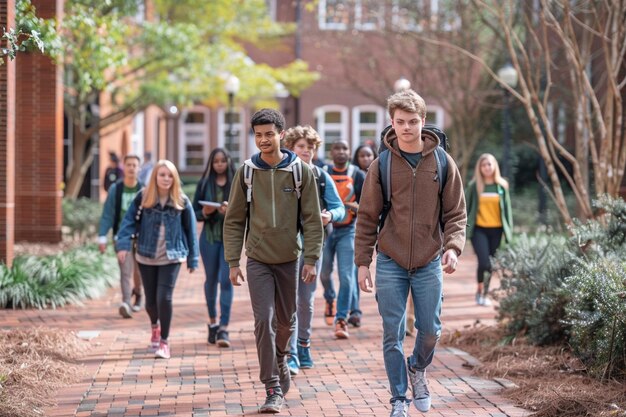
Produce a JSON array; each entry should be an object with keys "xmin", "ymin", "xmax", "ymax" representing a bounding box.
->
[
  {"xmin": 271, "ymin": 169, "xmax": 276, "ymax": 227},
  {"xmin": 402, "ymin": 156, "xmax": 422, "ymax": 269}
]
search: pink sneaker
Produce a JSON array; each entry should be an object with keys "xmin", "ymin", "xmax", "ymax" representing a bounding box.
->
[
  {"xmin": 155, "ymin": 341, "xmax": 170, "ymax": 359},
  {"xmin": 150, "ymin": 326, "xmax": 160, "ymax": 350}
]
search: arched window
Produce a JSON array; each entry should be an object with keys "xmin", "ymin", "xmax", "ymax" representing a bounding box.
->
[
  {"xmin": 314, "ymin": 105, "xmax": 349, "ymax": 162},
  {"xmin": 352, "ymin": 105, "xmax": 385, "ymax": 151}
]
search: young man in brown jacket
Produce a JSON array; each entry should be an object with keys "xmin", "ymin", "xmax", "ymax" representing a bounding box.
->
[
  {"xmin": 224, "ymin": 109, "xmax": 324, "ymax": 413},
  {"xmin": 355, "ymin": 89, "xmax": 467, "ymax": 417}
]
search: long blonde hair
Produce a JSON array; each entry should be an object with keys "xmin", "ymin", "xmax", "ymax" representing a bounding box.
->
[
  {"xmin": 472, "ymin": 153, "xmax": 508, "ymax": 195},
  {"xmin": 141, "ymin": 159, "xmax": 185, "ymax": 210}
]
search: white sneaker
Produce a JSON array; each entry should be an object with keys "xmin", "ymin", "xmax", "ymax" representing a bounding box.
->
[
  {"xmin": 482, "ymin": 296, "xmax": 492, "ymax": 306},
  {"xmin": 476, "ymin": 293, "xmax": 484, "ymax": 306},
  {"xmin": 118, "ymin": 302, "xmax": 132, "ymax": 318},
  {"xmin": 155, "ymin": 341, "xmax": 170, "ymax": 359},
  {"xmin": 390, "ymin": 400, "xmax": 408, "ymax": 417},
  {"xmin": 407, "ymin": 359, "xmax": 431, "ymax": 412}
]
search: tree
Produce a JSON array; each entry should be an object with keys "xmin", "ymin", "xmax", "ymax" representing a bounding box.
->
[
  {"xmin": 320, "ymin": 1, "xmax": 506, "ymax": 179},
  {"xmin": 59, "ymin": 0, "xmax": 318, "ymax": 198},
  {"xmin": 1, "ymin": 0, "xmax": 56, "ymax": 65},
  {"xmin": 424, "ymin": 0, "xmax": 625, "ymax": 224}
]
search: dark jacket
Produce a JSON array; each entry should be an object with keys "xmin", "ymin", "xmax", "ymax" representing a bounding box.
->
[{"xmin": 355, "ymin": 129, "xmax": 467, "ymax": 270}]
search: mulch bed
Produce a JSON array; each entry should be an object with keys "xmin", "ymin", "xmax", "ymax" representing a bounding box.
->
[
  {"xmin": 441, "ymin": 324, "xmax": 626, "ymax": 417},
  {"xmin": 0, "ymin": 328, "xmax": 88, "ymax": 417}
]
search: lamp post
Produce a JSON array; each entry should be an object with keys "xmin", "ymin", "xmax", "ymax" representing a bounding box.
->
[
  {"xmin": 225, "ymin": 75, "xmax": 240, "ymax": 154},
  {"xmin": 394, "ymin": 77, "xmax": 411, "ymax": 93},
  {"xmin": 497, "ymin": 63, "xmax": 518, "ymax": 180}
]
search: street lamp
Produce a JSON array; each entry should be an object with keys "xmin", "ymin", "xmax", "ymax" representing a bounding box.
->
[
  {"xmin": 497, "ymin": 63, "xmax": 518, "ymax": 180},
  {"xmin": 394, "ymin": 77, "xmax": 411, "ymax": 92},
  {"xmin": 225, "ymin": 75, "xmax": 240, "ymax": 154}
]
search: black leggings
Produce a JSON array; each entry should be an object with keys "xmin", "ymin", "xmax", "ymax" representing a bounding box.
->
[
  {"xmin": 471, "ymin": 227, "xmax": 503, "ymax": 287},
  {"xmin": 137, "ymin": 262, "xmax": 181, "ymax": 340}
]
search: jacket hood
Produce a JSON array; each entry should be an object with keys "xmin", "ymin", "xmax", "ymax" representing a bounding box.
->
[
  {"xmin": 383, "ymin": 128, "xmax": 440, "ymax": 157},
  {"xmin": 251, "ymin": 149, "xmax": 297, "ymax": 169}
]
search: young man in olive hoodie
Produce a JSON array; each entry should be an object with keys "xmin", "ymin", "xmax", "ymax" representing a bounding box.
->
[
  {"xmin": 223, "ymin": 108, "xmax": 324, "ymax": 414},
  {"xmin": 355, "ymin": 90, "xmax": 467, "ymax": 417}
]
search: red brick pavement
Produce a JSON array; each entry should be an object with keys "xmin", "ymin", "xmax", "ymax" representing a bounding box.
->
[{"xmin": 1, "ymin": 252, "xmax": 529, "ymax": 417}]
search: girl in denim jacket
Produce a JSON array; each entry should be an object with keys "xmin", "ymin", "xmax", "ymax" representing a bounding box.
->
[
  {"xmin": 192, "ymin": 148, "xmax": 236, "ymax": 348},
  {"xmin": 117, "ymin": 160, "xmax": 199, "ymax": 359}
]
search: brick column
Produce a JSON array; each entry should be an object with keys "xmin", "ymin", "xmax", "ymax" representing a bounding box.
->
[
  {"xmin": 0, "ymin": 0, "xmax": 16, "ymax": 264},
  {"xmin": 14, "ymin": 0, "xmax": 64, "ymax": 242}
]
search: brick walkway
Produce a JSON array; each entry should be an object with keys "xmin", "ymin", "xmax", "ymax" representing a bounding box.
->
[{"xmin": 1, "ymin": 252, "xmax": 529, "ymax": 417}]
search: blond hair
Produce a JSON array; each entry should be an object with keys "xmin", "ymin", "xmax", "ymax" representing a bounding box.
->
[
  {"xmin": 142, "ymin": 159, "xmax": 185, "ymax": 210},
  {"xmin": 283, "ymin": 125, "xmax": 322, "ymax": 151},
  {"xmin": 387, "ymin": 89, "xmax": 427, "ymax": 119},
  {"xmin": 472, "ymin": 153, "xmax": 509, "ymax": 195}
]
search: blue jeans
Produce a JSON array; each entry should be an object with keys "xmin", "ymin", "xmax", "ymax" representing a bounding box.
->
[
  {"xmin": 200, "ymin": 238, "xmax": 233, "ymax": 327},
  {"xmin": 375, "ymin": 252, "xmax": 443, "ymax": 402},
  {"xmin": 320, "ymin": 225, "xmax": 355, "ymax": 321}
]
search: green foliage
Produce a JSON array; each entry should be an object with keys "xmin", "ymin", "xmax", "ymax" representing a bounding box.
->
[
  {"xmin": 0, "ymin": 245, "xmax": 118, "ymax": 309},
  {"xmin": 496, "ymin": 196, "xmax": 626, "ymax": 380},
  {"xmin": 1, "ymin": 0, "xmax": 59, "ymax": 64},
  {"xmin": 494, "ymin": 233, "xmax": 576, "ymax": 345},
  {"xmin": 564, "ymin": 258, "xmax": 626, "ymax": 380},
  {"xmin": 62, "ymin": 197, "xmax": 102, "ymax": 241}
]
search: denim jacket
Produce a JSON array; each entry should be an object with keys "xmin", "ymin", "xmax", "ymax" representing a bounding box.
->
[{"xmin": 116, "ymin": 192, "xmax": 199, "ymax": 269}]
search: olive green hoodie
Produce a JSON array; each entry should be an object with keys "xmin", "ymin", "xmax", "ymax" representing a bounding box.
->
[
  {"xmin": 355, "ymin": 129, "xmax": 467, "ymax": 270},
  {"xmin": 223, "ymin": 150, "xmax": 324, "ymax": 267}
]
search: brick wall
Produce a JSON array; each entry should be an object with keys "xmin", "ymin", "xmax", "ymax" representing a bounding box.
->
[
  {"xmin": 0, "ymin": 0, "xmax": 16, "ymax": 264},
  {"xmin": 14, "ymin": 0, "xmax": 63, "ymax": 242}
]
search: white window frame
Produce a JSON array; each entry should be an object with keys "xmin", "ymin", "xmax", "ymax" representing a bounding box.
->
[
  {"xmin": 426, "ymin": 105, "xmax": 445, "ymax": 127},
  {"xmin": 131, "ymin": 111, "xmax": 145, "ymax": 159},
  {"xmin": 315, "ymin": 105, "xmax": 349, "ymax": 160},
  {"xmin": 351, "ymin": 105, "xmax": 385, "ymax": 151},
  {"xmin": 319, "ymin": 0, "xmax": 348, "ymax": 31},
  {"xmin": 355, "ymin": 0, "xmax": 384, "ymax": 31},
  {"xmin": 266, "ymin": 0, "xmax": 277, "ymax": 21},
  {"xmin": 217, "ymin": 107, "xmax": 244, "ymax": 165},
  {"xmin": 391, "ymin": 0, "xmax": 425, "ymax": 32},
  {"xmin": 178, "ymin": 106, "xmax": 210, "ymax": 172}
]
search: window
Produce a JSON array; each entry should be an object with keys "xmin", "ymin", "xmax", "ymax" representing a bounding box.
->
[
  {"xmin": 392, "ymin": 0, "xmax": 426, "ymax": 32},
  {"xmin": 319, "ymin": 0, "xmax": 349, "ymax": 30},
  {"xmin": 265, "ymin": 0, "xmax": 277, "ymax": 21},
  {"xmin": 392, "ymin": 0, "xmax": 460, "ymax": 32},
  {"xmin": 315, "ymin": 105, "xmax": 349, "ymax": 161},
  {"xmin": 218, "ymin": 107, "xmax": 244, "ymax": 165},
  {"xmin": 352, "ymin": 106, "xmax": 385, "ymax": 151},
  {"xmin": 426, "ymin": 105, "xmax": 445, "ymax": 127},
  {"xmin": 179, "ymin": 107, "xmax": 209, "ymax": 171},
  {"xmin": 131, "ymin": 112, "xmax": 145, "ymax": 159},
  {"xmin": 355, "ymin": 0, "xmax": 384, "ymax": 30}
]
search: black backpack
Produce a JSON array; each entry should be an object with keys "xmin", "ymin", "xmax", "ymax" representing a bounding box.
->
[{"xmin": 378, "ymin": 124, "xmax": 450, "ymax": 232}]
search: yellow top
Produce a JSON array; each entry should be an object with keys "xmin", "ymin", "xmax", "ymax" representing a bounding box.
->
[{"xmin": 476, "ymin": 187, "xmax": 502, "ymax": 228}]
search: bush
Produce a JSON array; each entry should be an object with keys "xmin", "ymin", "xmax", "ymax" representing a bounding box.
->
[
  {"xmin": 564, "ymin": 257, "xmax": 626, "ymax": 380},
  {"xmin": 0, "ymin": 245, "xmax": 118, "ymax": 309},
  {"xmin": 494, "ymin": 233, "xmax": 576, "ymax": 345},
  {"xmin": 62, "ymin": 197, "xmax": 102, "ymax": 241}
]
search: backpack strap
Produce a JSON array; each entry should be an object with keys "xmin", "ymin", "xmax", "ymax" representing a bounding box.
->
[
  {"xmin": 433, "ymin": 147, "xmax": 449, "ymax": 230},
  {"xmin": 378, "ymin": 150, "xmax": 392, "ymax": 231},
  {"xmin": 312, "ymin": 165, "xmax": 326, "ymax": 210}
]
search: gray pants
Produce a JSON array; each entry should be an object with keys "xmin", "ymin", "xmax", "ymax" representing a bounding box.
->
[
  {"xmin": 246, "ymin": 258, "xmax": 298, "ymax": 389},
  {"xmin": 289, "ymin": 256, "xmax": 322, "ymax": 354},
  {"xmin": 116, "ymin": 242, "xmax": 143, "ymax": 304}
]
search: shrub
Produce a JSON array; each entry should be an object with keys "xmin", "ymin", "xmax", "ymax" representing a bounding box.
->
[
  {"xmin": 494, "ymin": 233, "xmax": 576, "ymax": 345},
  {"xmin": 564, "ymin": 257, "xmax": 626, "ymax": 380},
  {"xmin": 62, "ymin": 197, "xmax": 102, "ymax": 241},
  {"xmin": 0, "ymin": 245, "xmax": 118, "ymax": 309}
]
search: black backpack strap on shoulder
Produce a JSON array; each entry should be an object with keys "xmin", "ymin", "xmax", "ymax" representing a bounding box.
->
[
  {"xmin": 312, "ymin": 165, "xmax": 326, "ymax": 211},
  {"xmin": 433, "ymin": 147, "xmax": 449, "ymax": 230},
  {"xmin": 378, "ymin": 149, "xmax": 392, "ymax": 231}
]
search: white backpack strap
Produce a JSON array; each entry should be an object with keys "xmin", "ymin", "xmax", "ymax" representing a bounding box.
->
[
  {"xmin": 347, "ymin": 163, "xmax": 356, "ymax": 178},
  {"xmin": 243, "ymin": 159, "xmax": 256, "ymax": 203},
  {"xmin": 277, "ymin": 158, "xmax": 303, "ymax": 199}
]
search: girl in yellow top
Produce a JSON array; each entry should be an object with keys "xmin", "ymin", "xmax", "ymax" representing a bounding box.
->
[{"xmin": 465, "ymin": 153, "xmax": 513, "ymax": 306}]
